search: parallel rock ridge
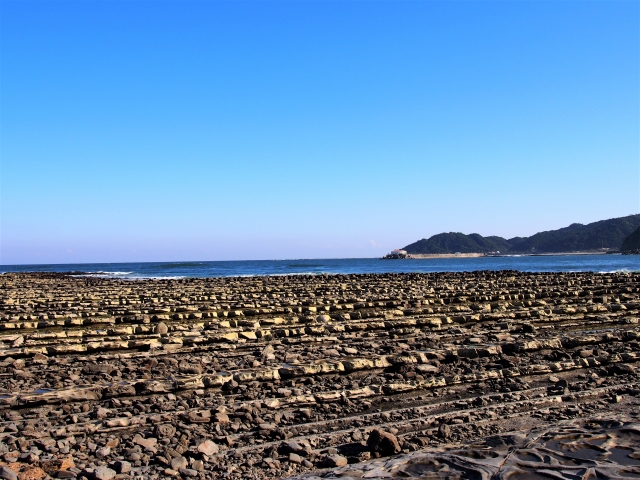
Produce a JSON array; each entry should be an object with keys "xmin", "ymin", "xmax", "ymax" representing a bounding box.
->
[{"xmin": 0, "ymin": 271, "xmax": 638, "ymax": 479}]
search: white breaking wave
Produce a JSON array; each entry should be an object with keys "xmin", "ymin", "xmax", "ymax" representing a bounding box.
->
[
  {"xmin": 75, "ymin": 271, "xmax": 132, "ymax": 278},
  {"xmin": 96, "ymin": 271, "xmax": 133, "ymax": 275},
  {"xmin": 599, "ymin": 268, "xmax": 637, "ymax": 274},
  {"xmin": 76, "ymin": 273, "xmax": 186, "ymax": 280},
  {"xmin": 234, "ymin": 271, "xmax": 332, "ymax": 278},
  {"xmin": 127, "ymin": 275, "xmax": 186, "ymax": 280}
]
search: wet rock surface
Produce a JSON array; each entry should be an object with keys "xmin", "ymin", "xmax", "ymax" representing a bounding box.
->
[
  {"xmin": 294, "ymin": 417, "xmax": 640, "ymax": 479},
  {"xmin": 0, "ymin": 271, "xmax": 638, "ymax": 479}
]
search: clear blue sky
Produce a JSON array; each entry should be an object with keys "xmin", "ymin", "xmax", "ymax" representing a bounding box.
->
[{"xmin": 1, "ymin": 1, "xmax": 638, "ymax": 264}]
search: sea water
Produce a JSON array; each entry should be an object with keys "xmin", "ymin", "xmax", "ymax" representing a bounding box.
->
[{"xmin": 1, "ymin": 255, "xmax": 639, "ymax": 279}]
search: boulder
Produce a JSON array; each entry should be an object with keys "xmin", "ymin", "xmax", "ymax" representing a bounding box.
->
[
  {"xmin": 367, "ymin": 428, "xmax": 401, "ymax": 456},
  {"xmin": 156, "ymin": 322, "xmax": 169, "ymax": 334}
]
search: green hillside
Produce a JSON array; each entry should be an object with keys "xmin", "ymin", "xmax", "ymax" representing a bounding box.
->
[
  {"xmin": 509, "ymin": 215, "xmax": 640, "ymax": 253},
  {"xmin": 404, "ymin": 233, "xmax": 511, "ymax": 254},
  {"xmin": 402, "ymin": 214, "xmax": 640, "ymax": 254},
  {"xmin": 621, "ymin": 226, "xmax": 640, "ymax": 252}
]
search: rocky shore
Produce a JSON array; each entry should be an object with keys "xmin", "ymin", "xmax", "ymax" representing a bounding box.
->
[
  {"xmin": 0, "ymin": 271, "xmax": 638, "ymax": 479},
  {"xmin": 382, "ymin": 253, "xmax": 485, "ymax": 259}
]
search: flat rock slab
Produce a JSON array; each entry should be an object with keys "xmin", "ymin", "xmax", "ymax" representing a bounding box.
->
[{"xmin": 291, "ymin": 417, "xmax": 640, "ymax": 479}]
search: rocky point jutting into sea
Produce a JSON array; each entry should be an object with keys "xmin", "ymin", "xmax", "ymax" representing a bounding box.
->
[{"xmin": 0, "ymin": 271, "xmax": 639, "ymax": 480}]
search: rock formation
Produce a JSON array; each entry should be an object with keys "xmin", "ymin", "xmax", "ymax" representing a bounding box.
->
[{"xmin": 0, "ymin": 271, "xmax": 638, "ymax": 479}]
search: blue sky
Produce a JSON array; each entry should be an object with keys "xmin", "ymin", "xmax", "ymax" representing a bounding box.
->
[{"xmin": 1, "ymin": 1, "xmax": 638, "ymax": 264}]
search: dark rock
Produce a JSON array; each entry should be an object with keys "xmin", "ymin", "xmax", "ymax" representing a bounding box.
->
[
  {"xmin": 179, "ymin": 467, "xmax": 199, "ymax": 477},
  {"xmin": 367, "ymin": 429, "xmax": 401, "ymax": 456},
  {"xmin": 111, "ymin": 461, "xmax": 131, "ymax": 474},
  {"xmin": 322, "ymin": 454, "xmax": 348, "ymax": 467}
]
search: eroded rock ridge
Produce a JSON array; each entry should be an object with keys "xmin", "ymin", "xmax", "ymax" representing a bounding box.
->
[{"xmin": 0, "ymin": 271, "xmax": 638, "ymax": 479}]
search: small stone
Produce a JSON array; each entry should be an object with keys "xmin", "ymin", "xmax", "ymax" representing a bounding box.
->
[
  {"xmin": 299, "ymin": 408, "xmax": 313, "ymax": 419},
  {"xmin": 197, "ymin": 440, "xmax": 219, "ymax": 456},
  {"xmin": 279, "ymin": 441, "xmax": 302, "ymax": 454},
  {"xmin": 112, "ymin": 461, "xmax": 131, "ymax": 474},
  {"xmin": 95, "ymin": 408, "xmax": 110, "ymax": 419},
  {"xmin": 178, "ymin": 467, "xmax": 198, "ymax": 477},
  {"xmin": 103, "ymin": 418, "xmax": 130, "ymax": 428},
  {"xmin": 132, "ymin": 435, "xmax": 157, "ymax": 450},
  {"xmin": 322, "ymin": 454, "xmax": 348, "ymax": 467},
  {"xmin": 156, "ymin": 322, "xmax": 169, "ymax": 334},
  {"xmin": 289, "ymin": 453, "xmax": 303, "ymax": 464},
  {"xmin": 32, "ymin": 353, "xmax": 49, "ymax": 364},
  {"xmin": 356, "ymin": 451, "xmax": 372, "ymax": 462},
  {"xmin": 57, "ymin": 471, "xmax": 77, "ymax": 479},
  {"xmin": 277, "ymin": 388, "xmax": 292, "ymax": 397},
  {"xmin": 20, "ymin": 452, "xmax": 39, "ymax": 463},
  {"xmin": 92, "ymin": 466, "xmax": 116, "ymax": 480},
  {"xmin": 179, "ymin": 362, "xmax": 203, "ymax": 374},
  {"xmin": 126, "ymin": 452, "xmax": 141, "ymax": 462},
  {"xmin": 105, "ymin": 438, "xmax": 119, "ymax": 449},
  {"xmin": 367, "ymin": 428, "xmax": 402, "ymax": 456},
  {"xmin": 171, "ymin": 456, "xmax": 188, "ymax": 470},
  {"xmin": 155, "ymin": 424, "xmax": 176, "ymax": 438},
  {"xmin": 95, "ymin": 447, "xmax": 110, "ymax": 458},
  {"xmin": 214, "ymin": 412, "xmax": 229, "ymax": 423}
]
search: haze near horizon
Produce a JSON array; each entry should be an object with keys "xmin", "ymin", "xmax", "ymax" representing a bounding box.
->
[{"xmin": 1, "ymin": 1, "xmax": 638, "ymax": 265}]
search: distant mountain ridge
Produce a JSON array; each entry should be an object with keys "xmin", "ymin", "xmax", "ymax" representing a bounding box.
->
[{"xmin": 403, "ymin": 214, "xmax": 640, "ymax": 254}]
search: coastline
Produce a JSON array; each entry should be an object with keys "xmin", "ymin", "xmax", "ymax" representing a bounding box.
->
[
  {"xmin": 387, "ymin": 251, "xmax": 617, "ymax": 260},
  {"xmin": 405, "ymin": 253, "xmax": 485, "ymax": 259},
  {"xmin": 1, "ymin": 254, "xmax": 637, "ymax": 279}
]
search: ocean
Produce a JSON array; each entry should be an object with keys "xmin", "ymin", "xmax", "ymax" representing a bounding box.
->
[{"xmin": 1, "ymin": 254, "xmax": 638, "ymax": 279}]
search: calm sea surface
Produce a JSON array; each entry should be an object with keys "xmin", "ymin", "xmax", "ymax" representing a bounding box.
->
[{"xmin": 1, "ymin": 255, "xmax": 639, "ymax": 279}]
